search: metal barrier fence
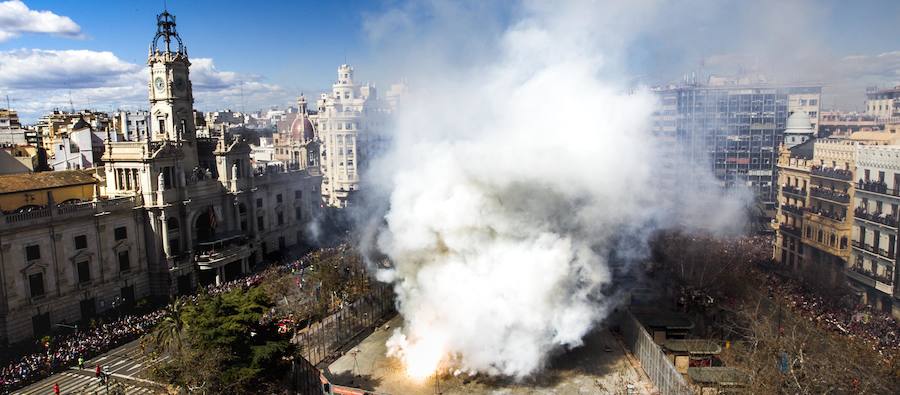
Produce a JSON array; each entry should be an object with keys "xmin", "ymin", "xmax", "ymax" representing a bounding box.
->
[
  {"xmin": 290, "ymin": 354, "xmax": 326, "ymax": 395},
  {"xmin": 620, "ymin": 310, "xmax": 694, "ymax": 395},
  {"xmin": 295, "ymin": 284, "xmax": 395, "ymax": 366}
]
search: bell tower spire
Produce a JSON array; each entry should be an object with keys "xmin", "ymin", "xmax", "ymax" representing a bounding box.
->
[{"xmin": 148, "ymin": 8, "xmax": 195, "ymax": 143}]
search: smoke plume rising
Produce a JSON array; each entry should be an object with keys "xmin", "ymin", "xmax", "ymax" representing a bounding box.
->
[{"xmin": 358, "ymin": 0, "xmax": 747, "ymax": 379}]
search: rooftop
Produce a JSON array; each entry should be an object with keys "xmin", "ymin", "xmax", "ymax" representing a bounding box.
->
[
  {"xmin": 662, "ymin": 339, "xmax": 722, "ymax": 355},
  {"xmin": 0, "ymin": 169, "xmax": 96, "ymax": 195}
]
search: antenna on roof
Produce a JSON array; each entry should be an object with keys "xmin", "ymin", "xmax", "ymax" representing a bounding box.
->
[
  {"xmin": 68, "ymin": 90, "xmax": 75, "ymax": 113},
  {"xmin": 240, "ymin": 80, "xmax": 245, "ymax": 114},
  {"xmin": 5, "ymin": 95, "xmax": 9, "ymax": 110}
]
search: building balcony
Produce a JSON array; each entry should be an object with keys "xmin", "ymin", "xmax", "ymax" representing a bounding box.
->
[
  {"xmin": 810, "ymin": 165, "xmax": 853, "ymax": 181},
  {"xmin": 847, "ymin": 265, "xmax": 894, "ymax": 294},
  {"xmin": 856, "ymin": 180, "xmax": 900, "ymax": 199},
  {"xmin": 193, "ymin": 232, "xmax": 251, "ymax": 270},
  {"xmin": 1, "ymin": 197, "xmax": 136, "ymax": 230},
  {"xmin": 780, "ymin": 185, "xmax": 806, "ymax": 198},
  {"xmin": 780, "ymin": 204, "xmax": 804, "ymax": 216},
  {"xmin": 809, "ymin": 187, "xmax": 850, "ymax": 204},
  {"xmin": 779, "ymin": 224, "xmax": 803, "ymax": 237},
  {"xmin": 854, "ymin": 207, "xmax": 899, "ymax": 229},
  {"xmin": 804, "ymin": 206, "xmax": 846, "ymax": 223},
  {"xmin": 851, "ymin": 240, "xmax": 896, "ymax": 261}
]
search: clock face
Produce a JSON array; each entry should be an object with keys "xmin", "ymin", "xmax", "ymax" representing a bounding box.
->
[
  {"xmin": 154, "ymin": 77, "xmax": 165, "ymax": 92},
  {"xmin": 173, "ymin": 77, "xmax": 185, "ymax": 93}
]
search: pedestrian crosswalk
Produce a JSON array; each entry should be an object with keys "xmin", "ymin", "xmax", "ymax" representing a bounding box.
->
[
  {"xmin": 12, "ymin": 371, "xmax": 159, "ymax": 395},
  {"xmin": 13, "ymin": 340, "xmax": 166, "ymax": 395}
]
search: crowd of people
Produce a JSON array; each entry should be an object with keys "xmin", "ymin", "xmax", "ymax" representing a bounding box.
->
[
  {"xmin": 0, "ymin": 310, "xmax": 165, "ymax": 392},
  {"xmin": 0, "ymin": 244, "xmax": 354, "ymax": 393},
  {"xmin": 764, "ymin": 273, "xmax": 900, "ymax": 357}
]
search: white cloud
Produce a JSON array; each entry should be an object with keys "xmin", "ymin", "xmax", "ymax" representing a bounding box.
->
[
  {"xmin": 0, "ymin": 50, "xmax": 288, "ymax": 122},
  {"xmin": 0, "ymin": 1, "xmax": 82, "ymax": 42},
  {"xmin": 0, "ymin": 49, "xmax": 141, "ymax": 89}
]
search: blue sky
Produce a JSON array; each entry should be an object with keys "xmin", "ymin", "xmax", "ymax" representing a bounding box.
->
[
  {"xmin": 2, "ymin": 0, "xmax": 900, "ymax": 122},
  {"xmin": 1, "ymin": 1, "xmax": 381, "ymax": 91}
]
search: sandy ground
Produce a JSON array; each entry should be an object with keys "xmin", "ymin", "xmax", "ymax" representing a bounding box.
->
[{"xmin": 326, "ymin": 316, "xmax": 654, "ymax": 395}]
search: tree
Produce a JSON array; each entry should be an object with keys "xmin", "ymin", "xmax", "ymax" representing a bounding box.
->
[
  {"xmin": 145, "ymin": 298, "xmax": 186, "ymax": 357},
  {"xmin": 146, "ymin": 287, "xmax": 296, "ymax": 394},
  {"xmin": 718, "ymin": 292, "xmax": 898, "ymax": 394}
]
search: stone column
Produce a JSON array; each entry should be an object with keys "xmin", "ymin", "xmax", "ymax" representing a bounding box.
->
[
  {"xmin": 215, "ymin": 266, "xmax": 224, "ymax": 286},
  {"xmin": 160, "ymin": 211, "xmax": 171, "ymax": 258}
]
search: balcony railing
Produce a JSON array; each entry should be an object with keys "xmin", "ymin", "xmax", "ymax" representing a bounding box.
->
[
  {"xmin": 854, "ymin": 207, "xmax": 899, "ymax": 228},
  {"xmin": 780, "ymin": 224, "xmax": 802, "ymax": 237},
  {"xmin": 781, "ymin": 204, "xmax": 804, "ymax": 215},
  {"xmin": 811, "ymin": 165, "xmax": 853, "ymax": 181},
  {"xmin": 805, "ymin": 206, "xmax": 846, "ymax": 222},
  {"xmin": 850, "ymin": 265, "xmax": 894, "ymax": 286},
  {"xmin": 781, "ymin": 185, "xmax": 806, "ymax": 197},
  {"xmin": 2, "ymin": 197, "xmax": 136, "ymax": 226},
  {"xmin": 809, "ymin": 187, "xmax": 850, "ymax": 204},
  {"xmin": 856, "ymin": 180, "xmax": 900, "ymax": 198},
  {"xmin": 851, "ymin": 240, "xmax": 896, "ymax": 260}
]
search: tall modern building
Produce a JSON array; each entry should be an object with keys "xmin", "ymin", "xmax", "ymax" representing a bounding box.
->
[{"xmin": 654, "ymin": 79, "xmax": 822, "ymax": 209}]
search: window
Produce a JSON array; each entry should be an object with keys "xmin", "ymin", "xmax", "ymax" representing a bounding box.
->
[
  {"xmin": 257, "ymin": 216, "xmax": 264, "ymax": 231},
  {"xmin": 256, "ymin": 198, "xmax": 263, "ymax": 208},
  {"xmin": 276, "ymin": 194, "xmax": 283, "ymax": 204},
  {"xmin": 118, "ymin": 250, "xmax": 131, "ymax": 272},
  {"xmin": 77, "ymin": 260, "xmax": 91, "ymax": 283},
  {"xmin": 114, "ymin": 226, "xmax": 127, "ymax": 241},
  {"xmin": 74, "ymin": 235, "xmax": 88, "ymax": 250},
  {"xmin": 295, "ymin": 206, "xmax": 302, "ymax": 220},
  {"xmin": 26, "ymin": 245, "xmax": 40, "ymax": 261},
  {"xmin": 29, "ymin": 272, "xmax": 45, "ymax": 298},
  {"xmin": 294, "ymin": 190, "xmax": 302, "ymax": 199},
  {"xmin": 277, "ymin": 212, "xmax": 284, "ymax": 225}
]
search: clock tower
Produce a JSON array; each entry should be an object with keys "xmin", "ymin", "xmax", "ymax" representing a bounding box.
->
[{"xmin": 148, "ymin": 10, "xmax": 195, "ymax": 142}]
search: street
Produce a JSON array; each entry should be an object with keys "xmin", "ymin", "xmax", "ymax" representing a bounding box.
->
[{"xmin": 12, "ymin": 340, "xmax": 164, "ymax": 395}]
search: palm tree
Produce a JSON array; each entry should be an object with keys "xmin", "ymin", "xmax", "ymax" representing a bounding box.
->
[{"xmin": 147, "ymin": 298, "xmax": 187, "ymax": 356}]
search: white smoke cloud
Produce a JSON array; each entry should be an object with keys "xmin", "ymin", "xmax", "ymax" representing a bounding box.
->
[{"xmin": 359, "ymin": 0, "xmax": 747, "ymax": 380}]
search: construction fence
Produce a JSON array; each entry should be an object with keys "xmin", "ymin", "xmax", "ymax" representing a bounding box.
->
[
  {"xmin": 619, "ymin": 310, "xmax": 694, "ymax": 395},
  {"xmin": 295, "ymin": 284, "xmax": 395, "ymax": 366}
]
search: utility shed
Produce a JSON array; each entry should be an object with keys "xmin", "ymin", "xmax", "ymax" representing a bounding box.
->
[
  {"xmin": 687, "ymin": 367, "xmax": 749, "ymax": 394},
  {"xmin": 663, "ymin": 339, "xmax": 722, "ymax": 373},
  {"xmin": 631, "ymin": 309, "xmax": 694, "ymax": 343}
]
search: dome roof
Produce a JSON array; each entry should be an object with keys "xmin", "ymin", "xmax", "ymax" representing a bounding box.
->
[
  {"xmin": 785, "ymin": 110, "xmax": 813, "ymax": 135},
  {"xmin": 289, "ymin": 115, "xmax": 315, "ymax": 142}
]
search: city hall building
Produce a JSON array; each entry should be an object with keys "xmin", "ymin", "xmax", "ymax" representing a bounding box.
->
[{"xmin": 0, "ymin": 11, "xmax": 322, "ymax": 345}]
